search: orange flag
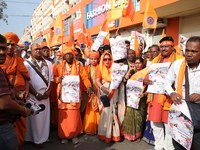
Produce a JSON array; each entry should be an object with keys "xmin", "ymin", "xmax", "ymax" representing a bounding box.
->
[
  {"xmin": 161, "ymin": 29, "xmax": 165, "ymax": 39},
  {"xmin": 142, "ymin": 0, "xmax": 158, "ymax": 29},
  {"xmin": 134, "ymin": 33, "xmax": 140, "ymax": 57},
  {"xmin": 77, "ymin": 23, "xmax": 87, "ymax": 44},
  {"xmin": 86, "ymin": 29, "xmax": 93, "ymax": 48},
  {"xmin": 54, "ymin": 12, "xmax": 63, "ymax": 42},
  {"xmin": 67, "ymin": 22, "xmax": 75, "ymax": 47},
  {"xmin": 101, "ymin": 18, "xmax": 109, "ymax": 32},
  {"xmin": 122, "ymin": 0, "xmax": 135, "ymax": 22},
  {"xmin": 101, "ymin": 18, "xmax": 110, "ymax": 45}
]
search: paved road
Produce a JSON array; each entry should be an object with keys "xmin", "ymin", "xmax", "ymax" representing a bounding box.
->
[{"xmin": 24, "ymin": 130, "xmax": 154, "ymax": 150}]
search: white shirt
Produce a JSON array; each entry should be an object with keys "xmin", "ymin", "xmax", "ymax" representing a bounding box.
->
[{"xmin": 164, "ymin": 58, "xmax": 200, "ymax": 101}]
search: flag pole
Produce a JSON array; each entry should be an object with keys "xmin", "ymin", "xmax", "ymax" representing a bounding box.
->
[{"xmin": 116, "ymin": 16, "xmax": 123, "ymax": 36}]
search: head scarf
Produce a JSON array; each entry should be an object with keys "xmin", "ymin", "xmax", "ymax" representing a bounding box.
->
[
  {"xmin": 89, "ymin": 51, "xmax": 100, "ymax": 59},
  {"xmin": 62, "ymin": 47, "xmax": 75, "ymax": 56},
  {"xmin": 99, "ymin": 52, "xmax": 113, "ymax": 82},
  {"xmin": 3, "ymin": 32, "xmax": 19, "ymax": 44}
]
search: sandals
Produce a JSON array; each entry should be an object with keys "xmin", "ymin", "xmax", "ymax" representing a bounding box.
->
[
  {"xmin": 45, "ymin": 139, "xmax": 53, "ymax": 143},
  {"xmin": 72, "ymin": 137, "xmax": 79, "ymax": 144},
  {"xmin": 61, "ymin": 139, "xmax": 68, "ymax": 144},
  {"xmin": 34, "ymin": 143, "xmax": 44, "ymax": 149}
]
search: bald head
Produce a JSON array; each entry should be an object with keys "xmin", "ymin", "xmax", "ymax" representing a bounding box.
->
[{"xmin": 30, "ymin": 43, "xmax": 43, "ymax": 59}]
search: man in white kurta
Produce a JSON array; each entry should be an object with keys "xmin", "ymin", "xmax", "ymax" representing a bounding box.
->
[{"xmin": 24, "ymin": 43, "xmax": 53, "ymax": 147}]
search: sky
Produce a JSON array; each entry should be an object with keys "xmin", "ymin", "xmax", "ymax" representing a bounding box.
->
[{"xmin": 0, "ymin": 0, "xmax": 41, "ymax": 39}]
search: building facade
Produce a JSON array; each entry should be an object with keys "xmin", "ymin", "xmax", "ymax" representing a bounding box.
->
[{"xmin": 20, "ymin": 0, "xmax": 200, "ymax": 49}]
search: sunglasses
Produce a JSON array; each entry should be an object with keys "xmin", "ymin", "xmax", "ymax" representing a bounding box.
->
[
  {"xmin": 7, "ymin": 43, "xmax": 15, "ymax": 46},
  {"xmin": 103, "ymin": 58, "xmax": 111, "ymax": 61},
  {"xmin": 34, "ymin": 48, "xmax": 42, "ymax": 50}
]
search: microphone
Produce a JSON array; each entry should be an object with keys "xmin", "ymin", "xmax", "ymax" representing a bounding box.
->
[{"xmin": 26, "ymin": 99, "xmax": 46, "ymax": 115}]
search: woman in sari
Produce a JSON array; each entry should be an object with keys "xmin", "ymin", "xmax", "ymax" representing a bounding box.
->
[
  {"xmin": 96, "ymin": 52, "xmax": 121, "ymax": 143},
  {"xmin": 83, "ymin": 52, "xmax": 100, "ymax": 134},
  {"xmin": 122, "ymin": 57, "xmax": 147, "ymax": 142}
]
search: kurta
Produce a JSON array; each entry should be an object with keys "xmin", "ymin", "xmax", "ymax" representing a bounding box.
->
[
  {"xmin": 24, "ymin": 58, "xmax": 53, "ymax": 144},
  {"xmin": 148, "ymin": 53, "xmax": 184, "ymax": 123},
  {"xmin": 83, "ymin": 65, "xmax": 100, "ymax": 134},
  {"xmin": 54, "ymin": 59, "xmax": 91, "ymax": 139}
]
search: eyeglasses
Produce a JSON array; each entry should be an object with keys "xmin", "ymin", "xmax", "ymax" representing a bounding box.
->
[
  {"xmin": 185, "ymin": 49, "xmax": 199, "ymax": 54},
  {"xmin": 103, "ymin": 58, "xmax": 111, "ymax": 61},
  {"xmin": 34, "ymin": 48, "xmax": 41, "ymax": 51},
  {"xmin": 160, "ymin": 45, "xmax": 172, "ymax": 48}
]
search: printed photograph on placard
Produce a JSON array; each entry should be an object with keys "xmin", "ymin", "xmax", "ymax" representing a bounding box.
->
[
  {"xmin": 168, "ymin": 101, "xmax": 193, "ymax": 150},
  {"xmin": 126, "ymin": 80, "xmax": 143, "ymax": 109},
  {"xmin": 147, "ymin": 62, "xmax": 171, "ymax": 94},
  {"xmin": 110, "ymin": 63, "xmax": 128, "ymax": 89},
  {"xmin": 61, "ymin": 75, "xmax": 80, "ymax": 103},
  {"xmin": 91, "ymin": 31, "xmax": 108, "ymax": 51},
  {"xmin": 110, "ymin": 36, "xmax": 127, "ymax": 61}
]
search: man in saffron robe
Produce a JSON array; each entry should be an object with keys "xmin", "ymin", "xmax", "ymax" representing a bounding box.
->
[
  {"xmin": 0, "ymin": 32, "xmax": 30, "ymax": 150},
  {"xmin": 54, "ymin": 47, "xmax": 91, "ymax": 144},
  {"xmin": 144, "ymin": 36, "xmax": 184, "ymax": 150}
]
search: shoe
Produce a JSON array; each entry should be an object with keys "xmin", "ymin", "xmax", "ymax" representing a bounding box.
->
[
  {"xmin": 45, "ymin": 139, "xmax": 53, "ymax": 143},
  {"xmin": 61, "ymin": 139, "xmax": 68, "ymax": 144},
  {"xmin": 72, "ymin": 137, "xmax": 79, "ymax": 144},
  {"xmin": 34, "ymin": 143, "xmax": 44, "ymax": 149}
]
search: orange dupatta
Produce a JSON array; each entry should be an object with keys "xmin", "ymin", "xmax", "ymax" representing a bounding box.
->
[
  {"xmin": 0, "ymin": 55, "xmax": 29, "ymax": 90},
  {"xmin": 177, "ymin": 59, "xmax": 186, "ymax": 96},
  {"xmin": 99, "ymin": 52, "xmax": 112, "ymax": 82}
]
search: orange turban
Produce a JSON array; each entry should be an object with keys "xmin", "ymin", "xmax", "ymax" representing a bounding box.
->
[
  {"xmin": 89, "ymin": 51, "xmax": 100, "ymax": 58},
  {"xmin": 62, "ymin": 47, "xmax": 75, "ymax": 55},
  {"xmin": 3, "ymin": 32, "xmax": 20, "ymax": 44}
]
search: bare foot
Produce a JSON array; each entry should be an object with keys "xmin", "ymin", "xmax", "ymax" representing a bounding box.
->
[{"xmin": 134, "ymin": 138, "xmax": 141, "ymax": 143}]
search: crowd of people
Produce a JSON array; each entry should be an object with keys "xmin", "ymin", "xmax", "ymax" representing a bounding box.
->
[{"xmin": 0, "ymin": 32, "xmax": 200, "ymax": 150}]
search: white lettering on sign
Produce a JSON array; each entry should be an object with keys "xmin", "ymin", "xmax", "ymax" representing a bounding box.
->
[
  {"xmin": 108, "ymin": 21, "xmax": 115, "ymax": 28},
  {"xmin": 114, "ymin": 0, "xmax": 125, "ymax": 8},
  {"xmin": 87, "ymin": 1, "xmax": 112, "ymax": 20}
]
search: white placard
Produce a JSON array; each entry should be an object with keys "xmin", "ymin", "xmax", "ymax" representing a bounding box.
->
[
  {"xmin": 126, "ymin": 80, "xmax": 143, "ymax": 109},
  {"xmin": 61, "ymin": 75, "xmax": 80, "ymax": 103},
  {"xmin": 168, "ymin": 100, "xmax": 193, "ymax": 150},
  {"xmin": 110, "ymin": 63, "xmax": 128, "ymax": 89},
  {"xmin": 147, "ymin": 62, "xmax": 171, "ymax": 94},
  {"xmin": 110, "ymin": 36, "xmax": 127, "ymax": 61},
  {"xmin": 91, "ymin": 31, "xmax": 108, "ymax": 51}
]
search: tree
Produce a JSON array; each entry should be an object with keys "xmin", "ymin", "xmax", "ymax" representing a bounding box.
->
[{"xmin": 0, "ymin": 0, "xmax": 7, "ymax": 24}]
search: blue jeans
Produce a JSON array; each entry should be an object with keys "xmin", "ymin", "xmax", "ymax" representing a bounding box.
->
[{"xmin": 0, "ymin": 123, "xmax": 18, "ymax": 150}]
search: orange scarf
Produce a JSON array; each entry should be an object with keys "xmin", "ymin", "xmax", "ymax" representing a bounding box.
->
[
  {"xmin": 0, "ymin": 55, "xmax": 29, "ymax": 90},
  {"xmin": 147, "ymin": 52, "xmax": 182, "ymax": 110},
  {"xmin": 177, "ymin": 59, "xmax": 186, "ymax": 97},
  {"xmin": 99, "ymin": 52, "xmax": 113, "ymax": 82},
  {"xmin": 87, "ymin": 65, "xmax": 99, "ymax": 111}
]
